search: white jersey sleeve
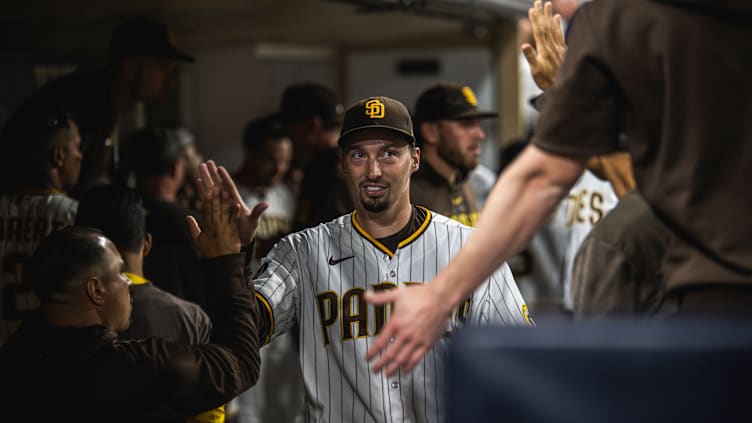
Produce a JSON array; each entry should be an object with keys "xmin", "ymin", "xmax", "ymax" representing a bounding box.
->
[
  {"xmin": 463, "ymin": 261, "xmax": 532, "ymax": 327},
  {"xmin": 253, "ymin": 232, "xmax": 305, "ymax": 343}
]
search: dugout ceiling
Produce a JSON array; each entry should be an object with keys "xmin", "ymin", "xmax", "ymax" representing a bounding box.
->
[{"xmin": 0, "ymin": 0, "xmax": 528, "ymax": 58}]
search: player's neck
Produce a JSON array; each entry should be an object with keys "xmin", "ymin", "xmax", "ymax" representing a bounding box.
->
[
  {"xmin": 354, "ymin": 197, "xmax": 413, "ymax": 239},
  {"xmin": 422, "ymin": 147, "xmax": 461, "ymax": 185},
  {"xmin": 43, "ymin": 301, "xmax": 103, "ymax": 328},
  {"xmin": 136, "ymin": 177, "xmax": 178, "ymax": 202},
  {"xmin": 121, "ymin": 251, "xmax": 144, "ymax": 280}
]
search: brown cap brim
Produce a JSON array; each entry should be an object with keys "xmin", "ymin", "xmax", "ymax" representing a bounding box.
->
[
  {"xmin": 452, "ymin": 110, "xmax": 498, "ymax": 120},
  {"xmin": 338, "ymin": 125, "xmax": 416, "ymax": 148}
]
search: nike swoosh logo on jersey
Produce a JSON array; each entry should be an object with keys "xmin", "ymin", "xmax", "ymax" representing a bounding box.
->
[{"xmin": 328, "ymin": 255, "xmax": 354, "ymax": 265}]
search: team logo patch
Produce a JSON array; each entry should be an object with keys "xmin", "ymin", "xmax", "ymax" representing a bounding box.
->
[
  {"xmin": 462, "ymin": 86, "xmax": 478, "ymax": 106},
  {"xmin": 365, "ymin": 99, "xmax": 385, "ymax": 119},
  {"xmin": 521, "ymin": 304, "xmax": 534, "ymax": 326}
]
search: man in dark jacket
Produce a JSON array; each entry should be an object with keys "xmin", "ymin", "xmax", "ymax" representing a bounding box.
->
[{"xmin": 0, "ymin": 183, "xmax": 261, "ymax": 422}]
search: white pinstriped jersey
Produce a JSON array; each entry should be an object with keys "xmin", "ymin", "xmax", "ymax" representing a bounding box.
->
[
  {"xmin": 254, "ymin": 207, "xmax": 530, "ymax": 423},
  {"xmin": 0, "ymin": 193, "xmax": 78, "ymax": 345},
  {"xmin": 558, "ymin": 171, "xmax": 618, "ymax": 310}
]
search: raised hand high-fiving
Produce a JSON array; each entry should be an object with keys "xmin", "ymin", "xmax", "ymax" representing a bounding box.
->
[
  {"xmin": 195, "ymin": 160, "xmax": 268, "ymax": 246},
  {"xmin": 186, "ymin": 180, "xmax": 241, "ymax": 259},
  {"xmin": 521, "ymin": 0, "xmax": 567, "ymax": 91}
]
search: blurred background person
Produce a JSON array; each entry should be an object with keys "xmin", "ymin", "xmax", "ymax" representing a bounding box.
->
[
  {"xmin": 131, "ymin": 127, "xmax": 207, "ymax": 309},
  {"xmin": 0, "ymin": 106, "xmax": 81, "ymax": 345},
  {"xmin": 175, "ymin": 127, "xmax": 206, "ymax": 213},
  {"xmin": 280, "ymin": 82, "xmax": 354, "ymax": 231},
  {"xmin": 230, "ymin": 114, "xmax": 304, "ymax": 423},
  {"xmin": 279, "ymin": 82, "xmax": 342, "ymax": 195},
  {"xmin": 233, "ymin": 114, "xmax": 295, "ymax": 262},
  {"xmin": 12, "ymin": 18, "xmax": 194, "ymax": 199},
  {"xmin": 411, "ymin": 82, "xmax": 497, "ymax": 227}
]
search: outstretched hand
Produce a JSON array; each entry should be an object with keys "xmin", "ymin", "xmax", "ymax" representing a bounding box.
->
[
  {"xmin": 196, "ymin": 160, "xmax": 268, "ymax": 245},
  {"xmin": 187, "ymin": 184, "xmax": 241, "ymax": 258},
  {"xmin": 364, "ymin": 284, "xmax": 453, "ymax": 376},
  {"xmin": 521, "ymin": 0, "xmax": 567, "ymax": 91}
]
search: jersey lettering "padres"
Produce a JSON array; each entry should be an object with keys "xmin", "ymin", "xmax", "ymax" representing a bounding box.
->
[{"xmin": 253, "ymin": 206, "xmax": 529, "ymax": 422}]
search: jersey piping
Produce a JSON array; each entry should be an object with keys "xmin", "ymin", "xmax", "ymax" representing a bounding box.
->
[{"xmin": 351, "ymin": 206, "xmax": 433, "ymax": 258}]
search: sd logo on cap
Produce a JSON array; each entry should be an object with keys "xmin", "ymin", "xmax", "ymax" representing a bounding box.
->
[{"xmin": 338, "ymin": 96, "xmax": 415, "ymax": 147}]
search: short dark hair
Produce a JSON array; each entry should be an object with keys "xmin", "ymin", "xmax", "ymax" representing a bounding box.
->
[
  {"xmin": 242, "ymin": 114, "xmax": 288, "ymax": 152},
  {"xmin": 0, "ymin": 98, "xmax": 76, "ymax": 149},
  {"xmin": 26, "ymin": 226, "xmax": 110, "ymax": 301},
  {"xmin": 129, "ymin": 127, "xmax": 188, "ymax": 178},
  {"xmin": 280, "ymin": 82, "xmax": 342, "ymax": 130},
  {"xmin": 75, "ymin": 184, "xmax": 146, "ymax": 254},
  {"xmin": 0, "ymin": 102, "xmax": 76, "ymax": 192}
]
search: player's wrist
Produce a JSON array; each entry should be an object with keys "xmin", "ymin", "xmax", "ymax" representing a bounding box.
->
[
  {"xmin": 240, "ymin": 240, "xmax": 255, "ymax": 256},
  {"xmin": 429, "ymin": 278, "xmax": 462, "ymax": 316}
]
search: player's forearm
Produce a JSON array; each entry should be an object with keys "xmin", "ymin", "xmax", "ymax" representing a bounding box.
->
[{"xmin": 432, "ymin": 145, "xmax": 586, "ymax": 306}]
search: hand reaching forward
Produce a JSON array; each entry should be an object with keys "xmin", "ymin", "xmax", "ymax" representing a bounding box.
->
[
  {"xmin": 187, "ymin": 184, "xmax": 241, "ymax": 258},
  {"xmin": 364, "ymin": 284, "xmax": 453, "ymax": 376},
  {"xmin": 196, "ymin": 160, "xmax": 268, "ymax": 245},
  {"xmin": 521, "ymin": 0, "xmax": 567, "ymax": 91}
]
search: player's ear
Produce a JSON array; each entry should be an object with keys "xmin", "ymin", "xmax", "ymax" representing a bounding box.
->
[
  {"xmin": 50, "ymin": 143, "xmax": 65, "ymax": 169},
  {"xmin": 142, "ymin": 232, "xmax": 152, "ymax": 257},
  {"xmin": 411, "ymin": 146, "xmax": 420, "ymax": 173},
  {"xmin": 85, "ymin": 277, "xmax": 107, "ymax": 306},
  {"xmin": 420, "ymin": 122, "xmax": 439, "ymax": 146}
]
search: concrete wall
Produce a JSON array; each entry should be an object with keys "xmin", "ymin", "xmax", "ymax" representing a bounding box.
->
[{"xmin": 182, "ymin": 44, "xmax": 335, "ymax": 171}]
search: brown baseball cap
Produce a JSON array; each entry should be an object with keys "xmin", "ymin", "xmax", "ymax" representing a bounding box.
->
[
  {"xmin": 280, "ymin": 82, "xmax": 343, "ymax": 129},
  {"xmin": 110, "ymin": 18, "xmax": 195, "ymax": 63},
  {"xmin": 338, "ymin": 96, "xmax": 415, "ymax": 147},
  {"xmin": 414, "ymin": 82, "xmax": 496, "ymax": 122}
]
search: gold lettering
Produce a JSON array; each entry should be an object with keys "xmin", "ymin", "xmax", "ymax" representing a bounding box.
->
[
  {"xmin": 315, "ymin": 291, "xmax": 338, "ymax": 345},
  {"xmin": 575, "ymin": 189, "xmax": 588, "ymax": 224},
  {"xmin": 590, "ymin": 192, "xmax": 605, "ymax": 225},
  {"xmin": 341, "ymin": 287, "xmax": 368, "ymax": 341}
]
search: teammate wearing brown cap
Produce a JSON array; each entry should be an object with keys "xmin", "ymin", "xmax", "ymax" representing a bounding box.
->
[
  {"xmin": 411, "ymin": 83, "xmax": 497, "ymax": 227},
  {"xmin": 197, "ymin": 96, "xmax": 528, "ymax": 422},
  {"xmin": 10, "ymin": 18, "xmax": 195, "ymax": 199}
]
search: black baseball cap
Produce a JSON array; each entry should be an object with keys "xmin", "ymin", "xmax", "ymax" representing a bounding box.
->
[
  {"xmin": 110, "ymin": 18, "xmax": 195, "ymax": 63},
  {"xmin": 280, "ymin": 83, "xmax": 343, "ymax": 129},
  {"xmin": 414, "ymin": 82, "xmax": 496, "ymax": 122},
  {"xmin": 338, "ymin": 96, "xmax": 415, "ymax": 148}
]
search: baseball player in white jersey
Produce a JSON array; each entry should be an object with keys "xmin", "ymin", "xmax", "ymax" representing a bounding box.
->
[
  {"xmin": 509, "ymin": 169, "xmax": 619, "ymax": 314},
  {"xmin": 0, "ymin": 109, "xmax": 82, "ymax": 344},
  {"xmin": 202, "ymin": 96, "xmax": 531, "ymax": 422},
  {"xmin": 557, "ymin": 169, "xmax": 618, "ymax": 310}
]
